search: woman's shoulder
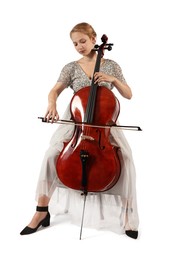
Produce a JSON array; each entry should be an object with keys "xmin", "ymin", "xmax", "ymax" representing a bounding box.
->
[
  {"xmin": 62, "ymin": 61, "xmax": 77, "ymax": 69},
  {"xmin": 103, "ymin": 59, "xmax": 122, "ymax": 72},
  {"xmin": 59, "ymin": 61, "xmax": 77, "ymax": 76},
  {"xmin": 104, "ymin": 59, "xmax": 120, "ymax": 67}
]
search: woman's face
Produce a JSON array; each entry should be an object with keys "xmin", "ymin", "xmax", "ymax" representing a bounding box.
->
[{"xmin": 71, "ymin": 32, "xmax": 96, "ymax": 56}]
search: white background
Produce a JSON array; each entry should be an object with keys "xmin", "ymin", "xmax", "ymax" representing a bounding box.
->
[{"xmin": 0, "ymin": 0, "xmax": 175, "ymax": 259}]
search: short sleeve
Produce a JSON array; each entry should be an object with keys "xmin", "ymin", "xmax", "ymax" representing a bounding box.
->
[
  {"xmin": 57, "ymin": 62, "xmax": 74, "ymax": 87},
  {"xmin": 111, "ymin": 60, "xmax": 127, "ymax": 84}
]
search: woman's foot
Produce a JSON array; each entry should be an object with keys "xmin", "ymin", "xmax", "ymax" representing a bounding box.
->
[
  {"xmin": 20, "ymin": 206, "xmax": 50, "ymax": 235},
  {"xmin": 125, "ymin": 230, "xmax": 138, "ymax": 239}
]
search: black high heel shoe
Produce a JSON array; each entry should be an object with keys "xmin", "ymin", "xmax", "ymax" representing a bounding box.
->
[
  {"xmin": 125, "ymin": 230, "xmax": 138, "ymax": 239},
  {"xmin": 20, "ymin": 206, "xmax": 50, "ymax": 235}
]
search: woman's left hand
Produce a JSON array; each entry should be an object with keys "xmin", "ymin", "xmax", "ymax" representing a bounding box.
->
[{"xmin": 94, "ymin": 72, "xmax": 115, "ymax": 84}]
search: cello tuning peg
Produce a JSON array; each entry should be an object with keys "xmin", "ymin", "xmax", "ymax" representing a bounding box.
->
[
  {"xmin": 104, "ymin": 43, "xmax": 113, "ymax": 51},
  {"xmin": 107, "ymin": 46, "xmax": 112, "ymax": 51},
  {"xmin": 92, "ymin": 44, "xmax": 99, "ymax": 51},
  {"xmin": 104, "ymin": 46, "xmax": 112, "ymax": 51}
]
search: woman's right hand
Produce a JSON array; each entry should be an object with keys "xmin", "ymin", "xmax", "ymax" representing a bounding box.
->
[{"xmin": 44, "ymin": 102, "xmax": 59, "ymax": 123}]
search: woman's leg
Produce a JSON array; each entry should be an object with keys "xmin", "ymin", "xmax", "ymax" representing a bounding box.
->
[{"xmin": 20, "ymin": 146, "xmax": 60, "ymax": 235}]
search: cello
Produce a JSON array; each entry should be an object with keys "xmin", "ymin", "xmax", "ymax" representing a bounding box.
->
[{"xmin": 56, "ymin": 35, "xmax": 121, "ymax": 194}]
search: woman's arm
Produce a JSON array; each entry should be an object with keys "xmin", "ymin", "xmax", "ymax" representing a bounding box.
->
[
  {"xmin": 94, "ymin": 72, "xmax": 132, "ymax": 99},
  {"xmin": 45, "ymin": 82, "xmax": 67, "ymax": 122},
  {"xmin": 112, "ymin": 77, "xmax": 132, "ymax": 99}
]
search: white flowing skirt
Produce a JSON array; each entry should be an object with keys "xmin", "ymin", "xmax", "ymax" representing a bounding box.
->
[{"xmin": 35, "ymin": 105, "xmax": 139, "ymax": 234}]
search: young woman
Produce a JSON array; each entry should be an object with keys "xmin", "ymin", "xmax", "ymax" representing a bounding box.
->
[{"xmin": 20, "ymin": 22, "xmax": 139, "ymax": 239}]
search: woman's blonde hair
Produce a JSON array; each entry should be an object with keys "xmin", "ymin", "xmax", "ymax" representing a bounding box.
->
[{"xmin": 70, "ymin": 22, "xmax": 97, "ymax": 38}]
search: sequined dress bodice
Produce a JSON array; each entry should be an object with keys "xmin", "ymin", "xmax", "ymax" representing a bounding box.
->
[{"xmin": 57, "ymin": 59, "xmax": 126, "ymax": 92}]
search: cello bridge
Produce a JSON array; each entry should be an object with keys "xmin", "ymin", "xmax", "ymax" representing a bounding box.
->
[{"xmin": 81, "ymin": 135, "xmax": 95, "ymax": 141}]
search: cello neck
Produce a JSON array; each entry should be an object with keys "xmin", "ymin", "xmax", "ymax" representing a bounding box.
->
[{"xmin": 84, "ymin": 35, "xmax": 109, "ymax": 124}]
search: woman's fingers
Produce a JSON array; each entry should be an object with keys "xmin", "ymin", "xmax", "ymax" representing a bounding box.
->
[{"xmin": 44, "ymin": 109, "xmax": 59, "ymax": 123}]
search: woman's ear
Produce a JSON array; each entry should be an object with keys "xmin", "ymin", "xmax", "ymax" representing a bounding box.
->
[{"xmin": 91, "ymin": 36, "xmax": 96, "ymax": 44}]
